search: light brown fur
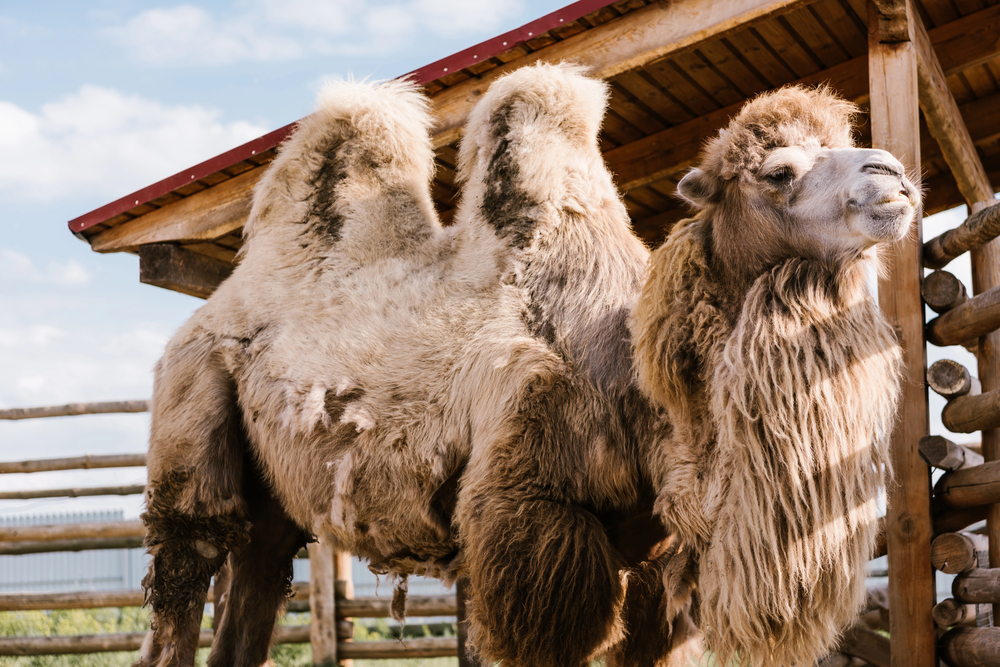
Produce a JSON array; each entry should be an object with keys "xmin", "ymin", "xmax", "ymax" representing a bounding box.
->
[{"xmin": 631, "ymin": 86, "xmax": 912, "ymax": 667}]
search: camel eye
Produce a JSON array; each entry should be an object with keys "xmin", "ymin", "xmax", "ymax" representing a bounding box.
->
[{"xmin": 765, "ymin": 166, "xmax": 794, "ymax": 185}]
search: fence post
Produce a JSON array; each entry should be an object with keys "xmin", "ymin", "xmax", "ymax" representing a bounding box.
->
[{"xmin": 309, "ymin": 538, "xmax": 338, "ymax": 666}]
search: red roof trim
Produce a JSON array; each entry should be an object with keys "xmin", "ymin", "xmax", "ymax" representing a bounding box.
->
[{"xmin": 69, "ymin": 0, "xmax": 618, "ymax": 235}]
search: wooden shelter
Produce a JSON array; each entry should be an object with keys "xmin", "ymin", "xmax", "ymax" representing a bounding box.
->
[{"xmin": 67, "ymin": 0, "xmax": 1000, "ymax": 664}]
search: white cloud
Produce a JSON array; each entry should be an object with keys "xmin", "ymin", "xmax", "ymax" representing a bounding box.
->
[
  {"xmin": 0, "ymin": 250, "xmax": 92, "ymax": 285},
  {"xmin": 109, "ymin": 0, "xmax": 525, "ymax": 66},
  {"xmin": 0, "ymin": 86, "xmax": 267, "ymax": 201}
]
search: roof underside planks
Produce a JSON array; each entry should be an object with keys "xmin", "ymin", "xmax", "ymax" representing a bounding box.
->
[{"xmin": 70, "ymin": 0, "xmax": 1000, "ymax": 297}]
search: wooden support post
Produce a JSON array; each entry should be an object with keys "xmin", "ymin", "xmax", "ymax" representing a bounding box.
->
[
  {"xmin": 309, "ymin": 538, "xmax": 338, "ymax": 667},
  {"xmin": 334, "ymin": 551, "xmax": 354, "ymax": 667},
  {"xmin": 456, "ymin": 580, "xmax": 484, "ymax": 667},
  {"xmin": 868, "ymin": 0, "xmax": 936, "ymax": 664}
]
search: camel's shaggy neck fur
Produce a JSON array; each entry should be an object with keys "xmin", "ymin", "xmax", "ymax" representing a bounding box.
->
[{"xmin": 632, "ymin": 86, "xmax": 906, "ymax": 667}]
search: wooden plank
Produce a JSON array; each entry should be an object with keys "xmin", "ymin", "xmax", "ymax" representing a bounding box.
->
[
  {"xmin": 0, "ymin": 400, "xmax": 149, "ymax": 421},
  {"xmin": 0, "ymin": 453, "xmax": 146, "ymax": 474},
  {"xmin": 910, "ymin": 0, "xmax": 993, "ymax": 208},
  {"xmin": 0, "ymin": 582, "xmax": 307, "ymax": 612},
  {"xmin": 428, "ymin": 0, "xmax": 812, "ymax": 146},
  {"xmin": 0, "ymin": 520, "xmax": 145, "ymax": 543},
  {"xmin": 607, "ymin": 3, "xmax": 1000, "ymax": 192},
  {"xmin": 0, "ymin": 536, "xmax": 145, "ymax": 555},
  {"xmin": 309, "ymin": 538, "xmax": 339, "ymax": 666},
  {"xmin": 138, "ymin": 243, "xmax": 234, "ymax": 300},
  {"xmin": 0, "ymin": 484, "xmax": 145, "ymax": 501},
  {"xmin": 868, "ymin": 2, "xmax": 937, "ymax": 667},
  {"xmin": 89, "ymin": 166, "xmax": 259, "ymax": 253}
]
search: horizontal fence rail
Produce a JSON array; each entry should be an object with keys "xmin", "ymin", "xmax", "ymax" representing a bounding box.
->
[
  {"xmin": 0, "ymin": 484, "xmax": 146, "ymax": 500},
  {"xmin": 0, "ymin": 400, "xmax": 150, "ymax": 421},
  {"xmin": 0, "ymin": 454, "xmax": 147, "ymax": 474}
]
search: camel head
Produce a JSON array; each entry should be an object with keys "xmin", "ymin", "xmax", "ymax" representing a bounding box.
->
[
  {"xmin": 632, "ymin": 85, "xmax": 908, "ymax": 667},
  {"xmin": 677, "ymin": 85, "xmax": 918, "ymax": 286}
]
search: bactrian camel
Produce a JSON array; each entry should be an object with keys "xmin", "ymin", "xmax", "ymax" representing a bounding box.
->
[{"xmin": 136, "ymin": 64, "xmax": 915, "ymax": 667}]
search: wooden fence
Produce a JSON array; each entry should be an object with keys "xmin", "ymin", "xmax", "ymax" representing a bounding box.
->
[{"xmin": 0, "ymin": 402, "xmax": 462, "ymax": 663}]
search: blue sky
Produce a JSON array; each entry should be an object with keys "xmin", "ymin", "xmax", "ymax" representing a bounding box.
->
[
  {"xmin": 0, "ymin": 0, "xmax": 571, "ymax": 517},
  {"xmin": 0, "ymin": 0, "xmax": 981, "ymax": 519}
]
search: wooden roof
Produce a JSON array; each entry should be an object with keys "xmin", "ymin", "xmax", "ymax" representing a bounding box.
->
[{"xmin": 70, "ymin": 0, "xmax": 1000, "ymax": 297}]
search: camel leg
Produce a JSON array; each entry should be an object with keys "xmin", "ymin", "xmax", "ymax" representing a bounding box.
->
[
  {"xmin": 604, "ymin": 539, "xmax": 703, "ymax": 667},
  {"xmin": 136, "ymin": 338, "xmax": 250, "ymax": 667},
  {"xmin": 207, "ymin": 475, "xmax": 308, "ymax": 667}
]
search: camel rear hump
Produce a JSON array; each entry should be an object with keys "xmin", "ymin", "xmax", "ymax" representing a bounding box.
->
[
  {"xmin": 244, "ymin": 78, "xmax": 442, "ymax": 265},
  {"xmin": 456, "ymin": 63, "xmax": 619, "ymax": 250}
]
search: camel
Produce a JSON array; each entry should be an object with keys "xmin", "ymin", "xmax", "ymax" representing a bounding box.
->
[
  {"xmin": 630, "ymin": 86, "xmax": 914, "ymax": 667},
  {"xmin": 136, "ymin": 64, "xmax": 675, "ymax": 667},
  {"xmin": 135, "ymin": 63, "xmax": 915, "ymax": 667}
]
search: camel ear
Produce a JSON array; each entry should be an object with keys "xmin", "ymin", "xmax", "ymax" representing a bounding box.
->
[{"xmin": 677, "ymin": 168, "xmax": 718, "ymax": 208}]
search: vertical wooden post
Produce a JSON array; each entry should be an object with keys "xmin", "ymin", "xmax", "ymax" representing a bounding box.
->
[
  {"xmin": 456, "ymin": 579, "xmax": 485, "ymax": 667},
  {"xmin": 868, "ymin": 0, "xmax": 937, "ymax": 664},
  {"xmin": 969, "ymin": 200, "xmax": 1000, "ymax": 623},
  {"xmin": 309, "ymin": 538, "xmax": 338, "ymax": 666},
  {"xmin": 334, "ymin": 552, "xmax": 354, "ymax": 667}
]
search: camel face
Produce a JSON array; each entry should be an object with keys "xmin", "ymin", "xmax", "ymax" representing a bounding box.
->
[{"xmin": 763, "ymin": 146, "xmax": 917, "ymax": 256}]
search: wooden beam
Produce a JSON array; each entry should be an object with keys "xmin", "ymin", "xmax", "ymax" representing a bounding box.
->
[
  {"xmin": 937, "ymin": 461, "xmax": 1000, "ymax": 509},
  {"xmin": 0, "ymin": 400, "xmax": 149, "ymax": 420},
  {"xmin": 85, "ymin": 4, "xmax": 1000, "ymax": 259},
  {"xmin": 919, "ymin": 435, "xmax": 985, "ymax": 471},
  {"xmin": 0, "ymin": 453, "xmax": 146, "ymax": 474},
  {"xmin": 868, "ymin": 2, "xmax": 936, "ymax": 667},
  {"xmin": 138, "ymin": 243, "xmax": 233, "ymax": 299},
  {"xmin": 428, "ymin": 0, "xmax": 812, "ymax": 147},
  {"xmin": 90, "ymin": 166, "xmax": 257, "ymax": 253},
  {"xmin": 309, "ymin": 538, "xmax": 339, "ymax": 666},
  {"xmin": 939, "ymin": 627, "xmax": 1000, "ymax": 667}
]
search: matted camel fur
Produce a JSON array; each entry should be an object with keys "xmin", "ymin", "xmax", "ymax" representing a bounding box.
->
[
  {"xmin": 631, "ymin": 86, "xmax": 914, "ymax": 667},
  {"xmin": 136, "ymin": 64, "xmax": 693, "ymax": 667}
]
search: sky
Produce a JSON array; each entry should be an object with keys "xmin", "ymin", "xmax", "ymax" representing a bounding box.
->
[{"xmin": 0, "ymin": 0, "xmax": 984, "ymax": 521}]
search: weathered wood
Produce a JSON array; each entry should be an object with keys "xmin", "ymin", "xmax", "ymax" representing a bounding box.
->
[
  {"xmin": 933, "ymin": 598, "xmax": 980, "ymax": 627},
  {"xmin": 0, "ymin": 453, "xmax": 146, "ymax": 474},
  {"xmin": 923, "ymin": 271, "xmax": 969, "ymax": 314},
  {"xmin": 0, "ymin": 582, "xmax": 308, "ymax": 612},
  {"xmin": 932, "ymin": 532, "xmax": 990, "ymax": 574},
  {"xmin": 338, "ymin": 637, "xmax": 457, "ymax": 660},
  {"xmin": 925, "ymin": 205, "xmax": 1000, "ymax": 270},
  {"xmin": 942, "ymin": 390, "xmax": 1000, "ymax": 434},
  {"xmin": 0, "ymin": 625, "xmax": 313, "ymax": 656},
  {"xmin": 937, "ymin": 461, "xmax": 1000, "ymax": 509},
  {"xmin": 0, "ymin": 520, "xmax": 145, "ymax": 543},
  {"xmin": 837, "ymin": 626, "xmax": 891, "ymax": 667},
  {"xmin": 954, "ymin": 568, "xmax": 1000, "ymax": 604},
  {"xmin": 909, "ymin": 0, "xmax": 994, "ymax": 216},
  {"xmin": 0, "ymin": 401, "xmax": 149, "ymax": 421},
  {"xmin": 0, "ymin": 536, "xmax": 145, "ymax": 556},
  {"xmin": 0, "ymin": 484, "xmax": 145, "ymax": 500},
  {"xmin": 139, "ymin": 243, "xmax": 233, "ymax": 299},
  {"xmin": 335, "ymin": 595, "xmax": 457, "ymax": 619},
  {"xmin": 309, "ymin": 538, "xmax": 339, "ymax": 666},
  {"xmin": 919, "ymin": 436, "xmax": 985, "ymax": 471},
  {"xmin": 927, "ymin": 361, "xmax": 981, "ymax": 399},
  {"xmin": 89, "ymin": 167, "xmax": 259, "ymax": 253},
  {"xmin": 939, "ymin": 627, "xmax": 1000, "ymax": 667},
  {"xmin": 927, "ymin": 285, "xmax": 1000, "ymax": 348},
  {"xmin": 427, "ymin": 0, "xmax": 812, "ymax": 146},
  {"xmin": 935, "ymin": 504, "xmax": 990, "ymax": 537},
  {"xmin": 868, "ymin": 2, "xmax": 936, "ymax": 666}
]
